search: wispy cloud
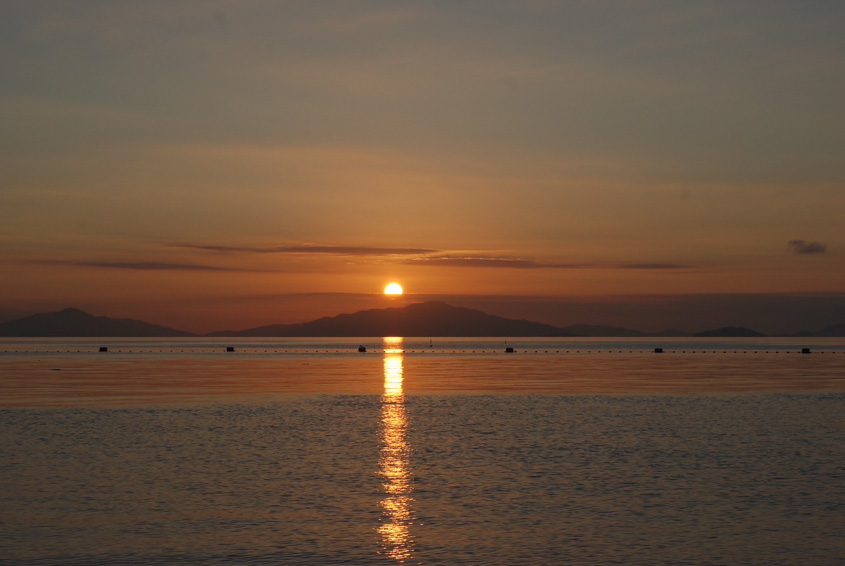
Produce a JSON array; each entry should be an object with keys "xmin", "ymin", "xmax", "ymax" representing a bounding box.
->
[
  {"xmin": 404, "ymin": 256, "xmax": 690, "ymax": 270},
  {"xmin": 788, "ymin": 240, "xmax": 827, "ymax": 255},
  {"xmin": 619, "ymin": 263, "xmax": 690, "ymax": 270},
  {"xmin": 171, "ymin": 242, "xmax": 691, "ymax": 270},
  {"xmin": 173, "ymin": 243, "xmax": 436, "ymax": 256},
  {"xmin": 35, "ymin": 260, "xmax": 281, "ymax": 273},
  {"xmin": 405, "ymin": 257, "xmax": 576, "ymax": 269}
]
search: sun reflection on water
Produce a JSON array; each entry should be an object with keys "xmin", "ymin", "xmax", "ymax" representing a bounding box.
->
[{"xmin": 378, "ymin": 337, "xmax": 414, "ymax": 563}]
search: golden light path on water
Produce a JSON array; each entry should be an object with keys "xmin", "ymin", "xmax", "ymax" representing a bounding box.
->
[{"xmin": 378, "ymin": 336, "xmax": 414, "ymax": 563}]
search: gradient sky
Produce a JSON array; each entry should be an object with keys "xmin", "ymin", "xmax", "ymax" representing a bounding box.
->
[{"xmin": 1, "ymin": 1, "xmax": 843, "ymax": 333}]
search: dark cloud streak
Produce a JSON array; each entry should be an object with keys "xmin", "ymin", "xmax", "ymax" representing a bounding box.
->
[
  {"xmin": 35, "ymin": 260, "xmax": 282, "ymax": 273},
  {"xmin": 788, "ymin": 240, "xmax": 827, "ymax": 255},
  {"xmin": 620, "ymin": 263, "xmax": 689, "ymax": 270},
  {"xmin": 405, "ymin": 257, "xmax": 690, "ymax": 270},
  {"xmin": 172, "ymin": 243, "xmax": 691, "ymax": 270},
  {"xmin": 405, "ymin": 257, "xmax": 575, "ymax": 269},
  {"xmin": 174, "ymin": 243, "xmax": 436, "ymax": 256}
]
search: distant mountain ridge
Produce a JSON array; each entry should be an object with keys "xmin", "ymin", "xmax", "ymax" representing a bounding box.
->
[
  {"xmin": 1, "ymin": 303, "xmax": 844, "ymax": 337},
  {"xmin": 209, "ymin": 301, "xmax": 576, "ymax": 338},
  {"xmin": 792, "ymin": 323, "xmax": 845, "ymax": 337},
  {"xmin": 0, "ymin": 308, "xmax": 193, "ymax": 337}
]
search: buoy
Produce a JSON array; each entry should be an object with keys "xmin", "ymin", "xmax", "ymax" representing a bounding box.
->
[
  {"xmin": 99, "ymin": 346, "xmax": 108, "ymax": 352},
  {"xmin": 654, "ymin": 348, "xmax": 663, "ymax": 353},
  {"xmin": 801, "ymin": 348, "xmax": 811, "ymax": 354},
  {"xmin": 226, "ymin": 346, "xmax": 235, "ymax": 352},
  {"xmin": 505, "ymin": 347, "xmax": 514, "ymax": 353},
  {"xmin": 358, "ymin": 345, "xmax": 366, "ymax": 353}
]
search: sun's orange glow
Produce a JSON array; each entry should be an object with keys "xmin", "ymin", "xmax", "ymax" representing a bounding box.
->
[{"xmin": 384, "ymin": 282, "xmax": 404, "ymax": 295}]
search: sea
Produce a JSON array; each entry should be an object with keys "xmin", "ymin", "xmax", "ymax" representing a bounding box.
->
[{"xmin": 1, "ymin": 337, "xmax": 843, "ymax": 565}]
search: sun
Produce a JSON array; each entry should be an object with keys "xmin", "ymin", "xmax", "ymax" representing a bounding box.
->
[{"xmin": 384, "ymin": 282, "xmax": 404, "ymax": 295}]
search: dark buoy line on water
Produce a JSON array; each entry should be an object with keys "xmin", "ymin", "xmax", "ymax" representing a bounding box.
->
[{"xmin": 4, "ymin": 346, "xmax": 838, "ymax": 355}]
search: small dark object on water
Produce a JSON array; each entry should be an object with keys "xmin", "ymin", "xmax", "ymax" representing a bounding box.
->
[
  {"xmin": 505, "ymin": 347, "xmax": 514, "ymax": 353},
  {"xmin": 654, "ymin": 348, "xmax": 664, "ymax": 353},
  {"xmin": 358, "ymin": 345, "xmax": 367, "ymax": 353},
  {"xmin": 99, "ymin": 346, "xmax": 108, "ymax": 352},
  {"xmin": 226, "ymin": 346, "xmax": 235, "ymax": 352},
  {"xmin": 802, "ymin": 348, "xmax": 811, "ymax": 354}
]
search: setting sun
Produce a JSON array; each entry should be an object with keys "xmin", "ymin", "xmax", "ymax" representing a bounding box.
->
[{"xmin": 384, "ymin": 282, "xmax": 403, "ymax": 295}]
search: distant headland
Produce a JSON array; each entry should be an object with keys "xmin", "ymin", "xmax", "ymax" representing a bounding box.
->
[{"xmin": 1, "ymin": 302, "xmax": 843, "ymax": 338}]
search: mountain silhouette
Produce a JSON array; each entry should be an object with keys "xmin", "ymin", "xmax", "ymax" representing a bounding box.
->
[
  {"xmin": 0, "ymin": 308, "xmax": 193, "ymax": 337},
  {"xmin": 3, "ymin": 303, "xmax": 838, "ymax": 338},
  {"xmin": 792, "ymin": 323, "xmax": 845, "ymax": 337},
  {"xmin": 209, "ymin": 301, "xmax": 577, "ymax": 337}
]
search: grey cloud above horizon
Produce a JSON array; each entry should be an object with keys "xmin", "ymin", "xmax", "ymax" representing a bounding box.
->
[
  {"xmin": 173, "ymin": 243, "xmax": 692, "ymax": 270},
  {"xmin": 404, "ymin": 257, "xmax": 691, "ymax": 270},
  {"xmin": 788, "ymin": 240, "xmax": 827, "ymax": 255},
  {"xmin": 173, "ymin": 243, "xmax": 437, "ymax": 256},
  {"xmin": 34, "ymin": 242, "xmax": 695, "ymax": 275},
  {"xmin": 35, "ymin": 260, "xmax": 284, "ymax": 273}
]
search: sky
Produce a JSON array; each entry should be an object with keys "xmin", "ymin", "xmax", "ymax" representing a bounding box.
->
[{"xmin": 1, "ymin": 1, "xmax": 843, "ymax": 334}]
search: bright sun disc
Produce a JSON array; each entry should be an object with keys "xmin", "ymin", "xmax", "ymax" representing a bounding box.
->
[{"xmin": 384, "ymin": 282, "xmax": 403, "ymax": 295}]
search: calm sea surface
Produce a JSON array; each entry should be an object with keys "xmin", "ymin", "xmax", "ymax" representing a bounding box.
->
[{"xmin": 1, "ymin": 338, "xmax": 843, "ymax": 565}]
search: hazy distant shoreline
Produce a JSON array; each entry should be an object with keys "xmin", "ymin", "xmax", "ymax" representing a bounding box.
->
[{"xmin": 1, "ymin": 302, "xmax": 844, "ymax": 338}]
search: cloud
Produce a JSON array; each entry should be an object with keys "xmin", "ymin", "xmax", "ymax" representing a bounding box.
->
[
  {"xmin": 405, "ymin": 257, "xmax": 577, "ymax": 269},
  {"xmin": 174, "ymin": 243, "xmax": 436, "ymax": 256},
  {"xmin": 35, "ymin": 260, "xmax": 281, "ymax": 273},
  {"xmin": 619, "ymin": 263, "xmax": 690, "ymax": 270},
  {"xmin": 171, "ymin": 243, "xmax": 693, "ymax": 270},
  {"xmin": 788, "ymin": 240, "xmax": 827, "ymax": 255},
  {"xmin": 404, "ymin": 256, "xmax": 690, "ymax": 270}
]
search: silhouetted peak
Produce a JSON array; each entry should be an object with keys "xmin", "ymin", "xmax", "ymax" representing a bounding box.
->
[
  {"xmin": 57, "ymin": 307, "xmax": 92, "ymax": 317},
  {"xmin": 0, "ymin": 307, "xmax": 192, "ymax": 337},
  {"xmin": 407, "ymin": 300, "xmax": 449, "ymax": 307},
  {"xmin": 211, "ymin": 300, "xmax": 574, "ymax": 337},
  {"xmin": 405, "ymin": 301, "xmax": 463, "ymax": 312}
]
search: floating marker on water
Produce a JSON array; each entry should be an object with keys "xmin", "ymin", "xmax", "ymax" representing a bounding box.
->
[
  {"xmin": 654, "ymin": 348, "xmax": 664, "ymax": 353},
  {"xmin": 226, "ymin": 346, "xmax": 235, "ymax": 352},
  {"xmin": 358, "ymin": 345, "xmax": 367, "ymax": 353},
  {"xmin": 505, "ymin": 347, "xmax": 514, "ymax": 353},
  {"xmin": 802, "ymin": 348, "xmax": 811, "ymax": 354},
  {"xmin": 99, "ymin": 346, "xmax": 108, "ymax": 352}
]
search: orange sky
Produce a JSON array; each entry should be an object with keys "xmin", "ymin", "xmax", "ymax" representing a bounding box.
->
[{"xmin": 1, "ymin": 1, "xmax": 843, "ymax": 333}]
